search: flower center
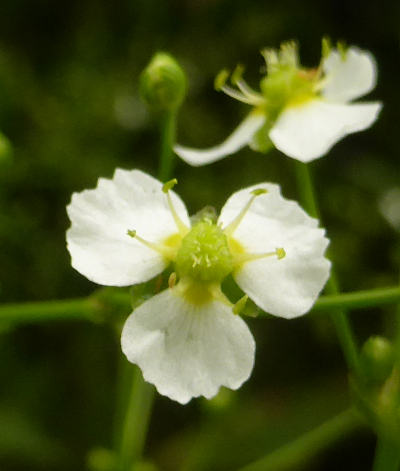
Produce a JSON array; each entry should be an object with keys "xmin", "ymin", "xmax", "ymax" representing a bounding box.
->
[
  {"xmin": 214, "ymin": 41, "xmax": 322, "ymax": 124},
  {"xmin": 175, "ymin": 219, "xmax": 233, "ymax": 283},
  {"xmin": 259, "ymin": 42, "xmax": 319, "ymax": 120}
]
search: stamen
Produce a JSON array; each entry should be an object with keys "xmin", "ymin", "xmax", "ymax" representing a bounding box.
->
[
  {"xmin": 214, "ymin": 69, "xmax": 230, "ymax": 91},
  {"xmin": 220, "ymin": 84, "xmax": 260, "ymax": 105},
  {"xmin": 223, "ymin": 188, "xmax": 268, "ymax": 236},
  {"xmin": 168, "ymin": 272, "xmax": 177, "ymax": 289},
  {"xmin": 127, "ymin": 229, "xmax": 176, "ymax": 260},
  {"xmin": 234, "ymin": 247, "xmax": 286, "ymax": 265},
  {"xmin": 261, "ymin": 48, "xmax": 279, "ymax": 72},
  {"xmin": 233, "ymin": 295, "xmax": 248, "ymax": 315},
  {"xmin": 280, "ymin": 41, "xmax": 299, "ymax": 67},
  {"xmin": 215, "ymin": 67, "xmax": 264, "ymax": 105},
  {"xmin": 162, "ymin": 178, "xmax": 189, "ymax": 236}
]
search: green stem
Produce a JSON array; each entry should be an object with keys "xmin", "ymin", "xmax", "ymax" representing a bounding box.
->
[
  {"xmin": 314, "ymin": 286, "xmax": 400, "ymax": 311},
  {"xmin": 115, "ymin": 108, "xmax": 177, "ymax": 470},
  {"xmin": 294, "ymin": 161, "xmax": 360, "ymax": 374},
  {"xmin": 0, "ymin": 297, "xmax": 102, "ymax": 325},
  {"xmin": 237, "ymin": 409, "xmax": 362, "ymax": 471},
  {"xmin": 373, "ymin": 437, "xmax": 400, "ymax": 471},
  {"xmin": 2, "ymin": 286, "xmax": 400, "ymax": 325},
  {"xmin": 116, "ymin": 367, "xmax": 155, "ymax": 471},
  {"xmin": 158, "ymin": 110, "xmax": 177, "ymax": 182}
]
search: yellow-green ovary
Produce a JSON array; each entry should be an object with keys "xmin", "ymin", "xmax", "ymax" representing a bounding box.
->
[{"xmin": 175, "ymin": 221, "xmax": 234, "ymax": 283}]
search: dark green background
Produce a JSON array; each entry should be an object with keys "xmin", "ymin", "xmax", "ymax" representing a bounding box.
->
[{"xmin": 0, "ymin": 0, "xmax": 399, "ymax": 469}]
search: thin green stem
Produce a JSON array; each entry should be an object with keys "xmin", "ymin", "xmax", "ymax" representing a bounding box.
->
[
  {"xmin": 237, "ymin": 409, "xmax": 362, "ymax": 471},
  {"xmin": 158, "ymin": 110, "xmax": 177, "ymax": 182},
  {"xmin": 115, "ymin": 108, "xmax": 177, "ymax": 471},
  {"xmin": 2, "ymin": 286, "xmax": 400, "ymax": 325},
  {"xmin": 294, "ymin": 160, "xmax": 320, "ymax": 219},
  {"xmin": 313, "ymin": 286, "xmax": 400, "ymax": 311},
  {"xmin": 116, "ymin": 366, "xmax": 155, "ymax": 471},
  {"xmin": 294, "ymin": 161, "xmax": 360, "ymax": 374},
  {"xmin": 372, "ymin": 437, "xmax": 400, "ymax": 471},
  {"xmin": 0, "ymin": 297, "xmax": 102, "ymax": 325}
]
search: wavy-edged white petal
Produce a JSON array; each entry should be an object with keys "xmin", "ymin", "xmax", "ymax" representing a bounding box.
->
[
  {"xmin": 121, "ymin": 289, "xmax": 255, "ymax": 404},
  {"xmin": 67, "ymin": 169, "xmax": 190, "ymax": 286},
  {"xmin": 174, "ymin": 112, "xmax": 266, "ymax": 166},
  {"xmin": 322, "ymin": 47, "xmax": 377, "ymax": 103},
  {"xmin": 219, "ymin": 183, "xmax": 331, "ymax": 318},
  {"xmin": 269, "ymin": 100, "xmax": 382, "ymax": 162}
]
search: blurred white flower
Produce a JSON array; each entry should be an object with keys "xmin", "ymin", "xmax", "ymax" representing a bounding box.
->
[
  {"xmin": 174, "ymin": 41, "xmax": 381, "ymax": 165},
  {"xmin": 66, "ymin": 169, "xmax": 331, "ymax": 403}
]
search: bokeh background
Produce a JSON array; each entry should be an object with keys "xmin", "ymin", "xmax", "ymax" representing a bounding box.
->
[{"xmin": 0, "ymin": 0, "xmax": 399, "ymax": 469}]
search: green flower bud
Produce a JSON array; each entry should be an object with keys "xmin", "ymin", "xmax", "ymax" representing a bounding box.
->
[
  {"xmin": 140, "ymin": 52, "xmax": 186, "ymax": 112},
  {"xmin": 360, "ymin": 336, "xmax": 395, "ymax": 384}
]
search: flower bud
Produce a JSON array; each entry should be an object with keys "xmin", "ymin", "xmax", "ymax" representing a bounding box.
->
[
  {"xmin": 360, "ymin": 336, "xmax": 395, "ymax": 384},
  {"xmin": 140, "ymin": 52, "xmax": 186, "ymax": 112}
]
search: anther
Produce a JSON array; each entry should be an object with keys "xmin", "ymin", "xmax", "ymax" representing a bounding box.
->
[
  {"xmin": 231, "ymin": 64, "xmax": 245, "ymax": 85},
  {"xmin": 276, "ymin": 247, "xmax": 286, "ymax": 260},
  {"xmin": 162, "ymin": 178, "xmax": 178, "ymax": 193},
  {"xmin": 214, "ymin": 69, "xmax": 230, "ymax": 91},
  {"xmin": 162, "ymin": 178, "xmax": 189, "ymax": 236},
  {"xmin": 223, "ymin": 188, "xmax": 268, "ymax": 236}
]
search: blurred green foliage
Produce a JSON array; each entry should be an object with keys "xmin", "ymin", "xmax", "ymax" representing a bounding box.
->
[{"xmin": 0, "ymin": 0, "xmax": 399, "ymax": 469}]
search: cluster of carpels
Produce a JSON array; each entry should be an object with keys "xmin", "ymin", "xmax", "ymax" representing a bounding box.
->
[{"xmin": 66, "ymin": 41, "xmax": 381, "ymax": 404}]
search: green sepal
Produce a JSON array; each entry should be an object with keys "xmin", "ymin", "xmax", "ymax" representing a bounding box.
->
[{"xmin": 249, "ymin": 122, "xmax": 273, "ymax": 153}]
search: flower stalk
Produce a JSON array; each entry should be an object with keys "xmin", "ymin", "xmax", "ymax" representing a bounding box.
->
[
  {"xmin": 372, "ymin": 437, "xmax": 400, "ymax": 471},
  {"xmin": 294, "ymin": 161, "xmax": 360, "ymax": 374},
  {"xmin": 237, "ymin": 409, "xmax": 363, "ymax": 471},
  {"xmin": 2, "ymin": 285, "xmax": 400, "ymax": 326}
]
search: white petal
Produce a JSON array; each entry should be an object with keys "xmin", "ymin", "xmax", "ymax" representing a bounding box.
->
[
  {"xmin": 66, "ymin": 169, "xmax": 190, "ymax": 286},
  {"xmin": 218, "ymin": 183, "xmax": 331, "ymax": 318},
  {"xmin": 322, "ymin": 47, "xmax": 377, "ymax": 103},
  {"xmin": 174, "ymin": 112, "xmax": 266, "ymax": 166},
  {"xmin": 121, "ymin": 289, "xmax": 255, "ymax": 404},
  {"xmin": 269, "ymin": 100, "xmax": 382, "ymax": 162}
]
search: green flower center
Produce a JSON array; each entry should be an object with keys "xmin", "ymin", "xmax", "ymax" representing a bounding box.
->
[
  {"xmin": 175, "ymin": 220, "xmax": 233, "ymax": 283},
  {"xmin": 260, "ymin": 68, "xmax": 317, "ymax": 120}
]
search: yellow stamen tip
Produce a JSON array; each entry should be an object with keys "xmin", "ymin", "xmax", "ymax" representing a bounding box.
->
[
  {"xmin": 276, "ymin": 247, "xmax": 286, "ymax": 260},
  {"xmin": 251, "ymin": 188, "xmax": 268, "ymax": 196},
  {"xmin": 233, "ymin": 295, "xmax": 248, "ymax": 315},
  {"xmin": 162, "ymin": 178, "xmax": 178, "ymax": 193},
  {"xmin": 127, "ymin": 229, "xmax": 137, "ymax": 238},
  {"xmin": 214, "ymin": 69, "xmax": 230, "ymax": 91},
  {"xmin": 231, "ymin": 64, "xmax": 245, "ymax": 85}
]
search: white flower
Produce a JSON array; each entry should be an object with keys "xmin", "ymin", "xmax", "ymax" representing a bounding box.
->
[
  {"xmin": 174, "ymin": 41, "xmax": 382, "ymax": 165},
  {"xmin": 66, "ymin": 169, "xmax": 331, "ymax": 403}
]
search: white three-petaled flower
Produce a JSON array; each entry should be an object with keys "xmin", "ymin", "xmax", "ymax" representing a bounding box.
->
[
  {"xmin": 174, "ymin": 42, "xmax": 382, "ymax": 165},
  {"xmin": 66, "ymin": 169, "xmax": 331, "ymax": 403}
]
